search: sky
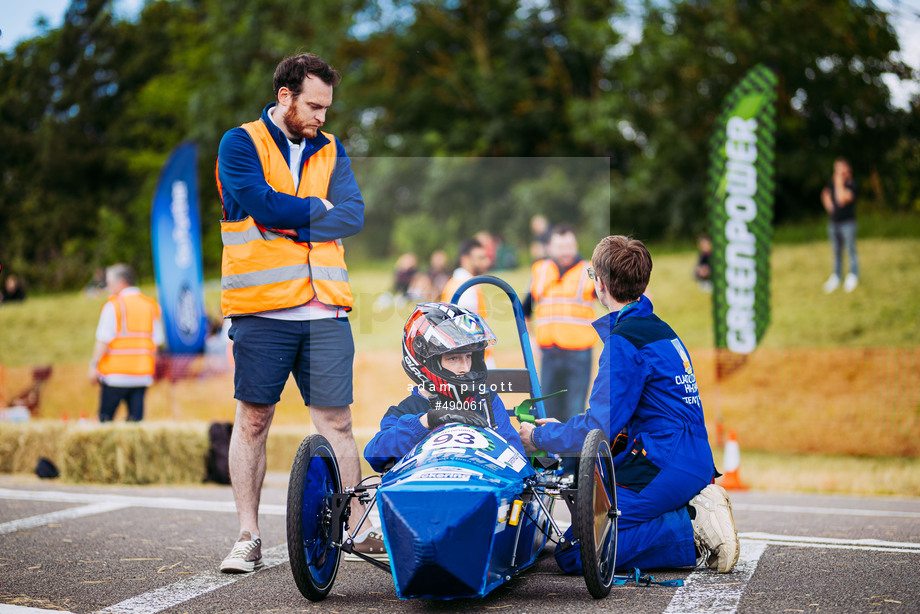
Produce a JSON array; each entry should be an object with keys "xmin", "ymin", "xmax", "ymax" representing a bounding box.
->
[{"xmin": 0, "ymin": 0, "xmax": 917, "ymax": 106}]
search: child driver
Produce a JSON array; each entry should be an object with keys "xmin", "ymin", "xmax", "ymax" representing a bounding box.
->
[{"xmin": 364, "ymin": 302, "xmax": 526, "ymax": 473}]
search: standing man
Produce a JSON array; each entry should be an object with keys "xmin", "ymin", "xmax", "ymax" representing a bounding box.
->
[
  {"xmin": 441, "ymin": 238, "xmax": 494, "ymax": 365},
  {"xmin": 519, "ymin": 236, "xmax": 739, "ymax": 574},
  {"xmin": 215, "ymin": 53, "xmax": 366, "ymax": 573},
  {"xmin": 821, "ymin": 157, "xmax": 859, "ymax": 293},
  {"xmin": 88, "ymin": 264, "xmax": 164, "ymax": 422},
  {"xmin": 441, "ymin": 237, "xmax": 491, "ymax": 316},
  {"xmin": 524, "ymin": 224, "xmax": 597, "ymax": 431}
]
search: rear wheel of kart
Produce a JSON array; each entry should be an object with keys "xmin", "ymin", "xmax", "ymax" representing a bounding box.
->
[
  {"xmin": 576, "ymin": 428, "xmax": 618, "ymax": 599},
  {"xmin": 287, "ymin": 434, "xmax": 342, "ymax": 601}
]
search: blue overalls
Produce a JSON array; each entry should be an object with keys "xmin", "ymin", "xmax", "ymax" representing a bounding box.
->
[{"xmin": 532, "ymin": 297, "xmax": 714, "ymax": 571}]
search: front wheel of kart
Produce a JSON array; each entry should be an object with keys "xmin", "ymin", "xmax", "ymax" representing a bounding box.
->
[
  {"xmin": 576, "ymin": 428, "xmax": 618, "ymax": 599},
  {"xmin": 287, "ymin": 434, "xmax": 342, "ymax": 602}
]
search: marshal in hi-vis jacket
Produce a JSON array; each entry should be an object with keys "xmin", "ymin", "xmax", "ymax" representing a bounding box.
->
[{"xmin": 216, "ymin": 104, "xmax": 364, "ymax": 317}]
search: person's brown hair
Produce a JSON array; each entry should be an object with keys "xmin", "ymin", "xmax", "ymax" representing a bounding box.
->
[
  {"xmin": 273, "ymin": 53, "xmax": 341, "ymax": 96},
  {"xmin": 591, "ymin": 236, "xmax": 652, "ymax": 303}
]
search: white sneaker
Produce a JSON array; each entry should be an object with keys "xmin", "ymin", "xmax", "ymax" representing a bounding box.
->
[
  {"xmin": 689, "ymin": 485, "xmax": 739, "ymax": 573},
  {"xmin": 219, "ymin": 531, "xmax": 263, "ymax": 573},
  {"xmin": 844, "ymin": 273, "xmax": 858, "ymax": 293},
  {"xmin": 343, "ymin": 528, "xmax": 388, "ymax": 562},
  {"xmin": 823, "ymin": 274, "xmax": 840, "ymax": 293}
]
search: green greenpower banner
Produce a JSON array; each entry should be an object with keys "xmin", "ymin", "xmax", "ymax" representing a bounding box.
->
[{"xmin": 708, "ymin": 64, "xmax": 777, "ymax": 359}]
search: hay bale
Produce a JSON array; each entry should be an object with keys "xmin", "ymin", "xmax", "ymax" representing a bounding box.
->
[
  {"xmin": 0, "ymin": 421, "xmax": 376, "ymax": 484},
  {"xmin": 61, "ymin": 421, "xmax": 208, "ymax": 484},
  {"xmin": 266, "ymin": 428, "xmax": 306, "ymax": 473},
  {"xmin": 266, "ymin": 427, "xmax": 376, "ymax": 476},
  {"xmin": 0, "ymin": 422, "xmax": 69, "ymax": 473}
]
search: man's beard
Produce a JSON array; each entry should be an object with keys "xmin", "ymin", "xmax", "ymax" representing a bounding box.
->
[{"xmin": 283, "ymin": 105, "xmax": 318, "ymax": 139}]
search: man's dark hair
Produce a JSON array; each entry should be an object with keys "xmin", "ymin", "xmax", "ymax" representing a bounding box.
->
[
  {"xmin": 550, "ymin": 223, "xmax": 575, "ymax": 237},
  {"xmin": 273, "ymin": 53, "xmax": 341, "ymax": 96},
  {"xmin": 592, "ymin": 236, "xmax": 652, "ymax": 304},
  {"xmin": 456, "ymin": 238, "xmax": 483, "ymax": 267}
]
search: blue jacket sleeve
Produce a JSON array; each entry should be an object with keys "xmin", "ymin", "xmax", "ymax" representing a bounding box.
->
[
  {"xmin": 217, "ymin": 128, "xmax": 329, "ymax": 227},
  {"xmin": 533, "ymin": 336, "xmax": 644, "ymax": 453},
  {"xmin": 295, "ymin": 138, "xmax": 364, "ymax": 243},
  {"xmin": 363, "ymin": 396, "xmax": 431, "ymax": 473},
  {"xmin": 489, "ymin": 394, "xmax": 527, "ymax": 457}
]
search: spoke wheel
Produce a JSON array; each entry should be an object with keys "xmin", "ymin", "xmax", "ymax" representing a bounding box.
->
[
  {"xmin": 287, "ymin": 435, "xmax": 342, "ymax": 601},
  {"xmin": 575, "ymin": 429, "xmax": 618, "ymax": 599}
]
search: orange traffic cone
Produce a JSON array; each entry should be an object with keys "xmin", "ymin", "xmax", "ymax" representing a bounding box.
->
[{"xmin": 719, "ymin": 430, "xmax": 748, "ymax": 491}]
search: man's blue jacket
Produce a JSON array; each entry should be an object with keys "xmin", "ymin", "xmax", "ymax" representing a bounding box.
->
[
  {"xmin": 216, "ymin": 103, "xmax": 364, "ymax": 243},
  {"xmin": 532, "ymin": 297, "xmax": 713, "ymax": 485},
  {"xmin": 364, "ymin": 389, "xmax": 527, "ymax": 473}
]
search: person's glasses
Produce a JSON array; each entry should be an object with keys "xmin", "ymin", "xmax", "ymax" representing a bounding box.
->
[{"xmin": 586, "ymin": 267, "xmax": 595, "ymax": 280}]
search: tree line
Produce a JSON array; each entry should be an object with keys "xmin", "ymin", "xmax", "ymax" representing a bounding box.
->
[{"xmin": 0, "ymin": 0, "xmax": 917, "ymax": 291}]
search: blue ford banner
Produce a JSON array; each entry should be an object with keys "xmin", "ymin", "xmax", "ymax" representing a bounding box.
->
[{"xmin": 151, "ymin": 141, "xmax": 207, "ymax": 354}]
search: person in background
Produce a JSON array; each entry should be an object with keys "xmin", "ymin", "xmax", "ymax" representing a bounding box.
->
[
  {"xmin": 423, "ymin": 250, "xmax": 450, "ymax": 301},
  {"xmin": 84, "ymin": 267, "xmax": 108, "ymax": 298},
  {"xmin": 474, "ymin": 231, "xmax": 497, "ymax": 271},
  {"xmin": 695, "ymin": 234, "xmax": 713, "ymax": 292},
  {"xmin": 529, "ymin": 214, "xmax": 551, "ymax": 261},
  {"xmin": 491, "ymin": 233, "xmax": 519, "ymax": 271},
  {"xmin": 821, "ymin": 157, "xmax": 859, "ymax": 293},
  {"xmin": 441, "ymin": 238, "xmax": 494, "ymax": 367},
  {"xmin": 522, "ymin": 224, "xmax": 597, "ymax": 473},
  {"xmin": 441, "ymin": 238, "xmax": 491, "ymax": 317},
  {"xmin": 519, "ymin": 236, "xmax": 739, "ymax": 575},
  {"xmin": 375, "ymin": 253, "xmax": 420, "ymax": 310},
  {"xmin": 88, "ymin": 264, "xmax": 164, "ymax": 422},
  {"xmin": 1, "ymin": 274, "xmax": 27, "ymax": 303}
]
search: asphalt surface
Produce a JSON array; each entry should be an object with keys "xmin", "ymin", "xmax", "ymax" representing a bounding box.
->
[{"xmin": 1, "ymin": 472, "xmax": 918, "ymax": 614}]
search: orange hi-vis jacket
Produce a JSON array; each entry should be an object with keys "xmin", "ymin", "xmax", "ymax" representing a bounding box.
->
[
  {"xmin": 98, "ymin": 292, "xmax": 160, "ymax": 378},
  {"xmin": 441, "ymin": 275, "xmax": 488, "ymax": 318},
  {"xmin": 218, "ymin": 120, "xmax": 353, "ymax": 317},
  {"xmin": 530, "ymin": 259, "xmax": 597, "ymax": 350}
]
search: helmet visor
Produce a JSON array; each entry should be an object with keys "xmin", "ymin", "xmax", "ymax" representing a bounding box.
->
[{"xmin": 416, "ymin": 311, "xmax": 496, "ymax": 358}]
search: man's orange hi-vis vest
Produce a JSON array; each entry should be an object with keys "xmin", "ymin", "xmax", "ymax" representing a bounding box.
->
[
  {"xmin": 218, "ymin": 120, "xmax": 352, "ymax": 317},
  {"xmin": 530, "ymin": 259, "xmax": 597, "ymax": 350},
  {"xmin": 98, "ymin": 293, "xmax": 160, "ymax": 378}
]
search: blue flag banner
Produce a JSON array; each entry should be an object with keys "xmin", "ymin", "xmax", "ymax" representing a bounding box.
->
[{"xmin": 151, "ymin": 141, "xmax": 208, "ymax": 354}]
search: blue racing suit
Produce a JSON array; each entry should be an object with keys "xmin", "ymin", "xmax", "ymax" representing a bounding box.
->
[
  {"xmin": 532, "ymin": 296, "xmax": 714, "ymax": 571},
  {"xmin": 364, "ymin": 389, "xmax": 526, "ymax": 473}
]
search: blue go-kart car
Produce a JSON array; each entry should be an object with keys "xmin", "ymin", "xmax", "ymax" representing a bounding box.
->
[{"xmin": 286, "ymin": 276, "xmax": 619, "ymax": 601}]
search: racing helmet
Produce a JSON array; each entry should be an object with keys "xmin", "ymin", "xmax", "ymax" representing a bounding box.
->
[{"xmin": 402, "ymin": 302, "xmax": 496, "ymax": 402}]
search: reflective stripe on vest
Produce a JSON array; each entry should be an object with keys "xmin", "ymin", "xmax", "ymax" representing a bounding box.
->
[
  {"xmin": 218, "ymin": 120, "xmax": 353, "ymax": 317},
  {"xmin": 98, "ymin": 293, "xmax": 159, "ymax": 378},
  {"xmin": 531, "ymin": 259, "xmax": 597, "ymax": 350}
]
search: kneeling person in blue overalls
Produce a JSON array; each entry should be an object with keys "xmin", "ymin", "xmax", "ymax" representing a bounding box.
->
[{"xmin": 518, "ymin": 235, "xmax": 740, "ymax": 574}]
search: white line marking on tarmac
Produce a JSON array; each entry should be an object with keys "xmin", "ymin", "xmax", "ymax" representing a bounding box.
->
[
  {"xmin": 733, "ymin": 502, "xmax": 920, "ymax": 518},
  {"xmin": 0, "ymin": 606, "xmax": 77, "ymax": 614},
  {"xmin": 0, "ymin": 488, "xmax": 285, "ymax": 516},
  {"xmin": 662, "ymin": 531, "xmax": 920, "ymax": 614},
  {"xmin": 92, "ymin": 543, "xmax": 290, "ymax": 614},
  {"xmin": 664, "ymin": 540, "xmax": 767, "ymax": 614},
  {"xmin": 740, "ymin": 531, "xmax": 920, "ymax": 553},
  {"xmin": 0, "ymin": 501, "xmax": 130, "ymax": 535}
]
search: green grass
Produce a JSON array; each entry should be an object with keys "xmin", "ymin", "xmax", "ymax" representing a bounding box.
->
[{"xmin": 1, "ymin": 237, "xmax": 918, "ymax": 367}]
